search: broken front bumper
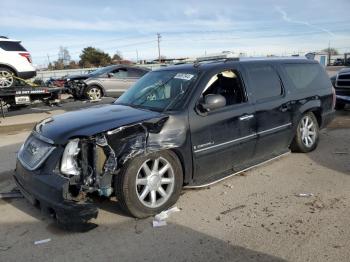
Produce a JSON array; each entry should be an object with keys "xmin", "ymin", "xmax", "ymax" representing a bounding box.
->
[{"xmin": 14, "ymin": 160, "xmax": 98, "ymax": 225}]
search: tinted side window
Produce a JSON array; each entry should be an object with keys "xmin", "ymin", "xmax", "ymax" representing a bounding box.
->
[
  {"xmin": 282, "ymin": 63, "xmax": 327, "ymax": 90},
  {"xmin": 128, "ymin": 68, "xmax": 147, "ymax": 77},
  {"xmin": 111, "ymin": 68, "xmax": 128, "ymax": 78},
  {"xmin": 0, "ymin": 41, "xmax": 27, "ymax": 51},
  {"xmin": 246, "ymin": 65, "xmax": 282, "ymax": 101}
]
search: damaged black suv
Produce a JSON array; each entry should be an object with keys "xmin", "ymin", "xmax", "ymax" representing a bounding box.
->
[{"xmin": 14, "ymin": 58, "xmax": 335, "ymax": 225}]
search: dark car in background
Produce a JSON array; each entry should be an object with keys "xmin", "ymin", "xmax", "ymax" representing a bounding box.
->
[
  {"xmin": 330, "ymin": 68, "xmax": 350, "ymax": 110},
  {"xmin": 14, "ymin": 57, "xmax": 334, "ymax": 227},
  {"xmin": 65, "ymin": 65, "xmax": 150, "ymax": 100}
]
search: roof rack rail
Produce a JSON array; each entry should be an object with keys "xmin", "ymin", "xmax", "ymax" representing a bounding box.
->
[{"xmin": 193, "ymin": 56, "xmax": 239, "ymax": 67}]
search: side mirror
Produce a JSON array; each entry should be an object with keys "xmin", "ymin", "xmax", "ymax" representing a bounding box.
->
[
  {"xmin": 107, "ymin": 72, "xmax": 114, "ymax": 78},
  {"xmin": 201, "ymin": 94, "xmax": 226, "ymax": 111}
]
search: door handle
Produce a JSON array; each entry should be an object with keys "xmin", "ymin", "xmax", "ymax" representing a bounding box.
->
[{"xmin": 239, "ymin": 114, "xmax": 254, "ymax": 121}]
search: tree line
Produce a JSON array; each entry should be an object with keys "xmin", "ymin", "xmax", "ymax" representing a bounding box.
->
[{"xmin": 48, "ymin": 46, "xmax": 125, "ymax": 70}]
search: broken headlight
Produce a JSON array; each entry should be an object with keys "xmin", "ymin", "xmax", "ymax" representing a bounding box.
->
[{"xmin": 61, "ymin": 138, "xmax": 81, "ymax": 176}]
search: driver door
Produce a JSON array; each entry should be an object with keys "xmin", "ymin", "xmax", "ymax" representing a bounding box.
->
[
  {"xmin": 189, "ymin": 67, "xmax": 257, "ymax": 184},
  {"xmin": 103, "ymin": 68, "xmax": 131, "ymax": 96}
]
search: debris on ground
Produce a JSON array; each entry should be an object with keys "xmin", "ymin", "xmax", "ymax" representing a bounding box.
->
[
  {"xmin": 153, "ymin": 206, "xmax": 181, "ymax": 227},
  {"xmin": 0, "ymin": 188, "xmax": 23, "ymax": 199},
  {"xmin": 34, "ymin": 238, "xmax": 51, "ymax": 245},
  {"xmin": 333, "ymin": 151, "xmax": 348, "ymax": 155},
  {"xmin": 295, "ymin": 193, "xmax": 314, "ymax": 197},
  {"xmin": 220, "ymin": 205, "xmax": 246, "ymax": 215},
  {"xmin": 152, "ymin": 220, "xmax": 167, "ymax": 227},
  {"xmin": 223, "ymin": 184, "xmax": 233, "ymax": 189}
]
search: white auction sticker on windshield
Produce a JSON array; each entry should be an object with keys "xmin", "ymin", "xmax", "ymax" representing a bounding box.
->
[{"xmin": 174, "ymin": 73, "xmax": 194, "ymax": 81}]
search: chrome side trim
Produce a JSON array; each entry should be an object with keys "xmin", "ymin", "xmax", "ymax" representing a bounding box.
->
[
  {"xmin": 194, "ymin": 133, "xmax": 256, "ymax": 153},
  {"xmin": 193, "ymin": 123, "xmax": 292, "ymax": 154},
  {"xmin": 257, "ymin": 123, "xmax": 292, "ymax": 136},
  {"xmin": 184, "ymin": 151, "xmax": 290, "ymax": 189}
]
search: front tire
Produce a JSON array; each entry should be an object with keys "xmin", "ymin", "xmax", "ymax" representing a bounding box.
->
[
  {"xmin": 291, "ymin": 112, "xmax": 319, "ymax": 153},
  {"xmin": 115, "ymin": 150, "xmax": 183, "ymax": 218},
  {"xmin": 84, "ymin": 85, "xmax": 102, "ymax": 100},
  {"xmin": 0, "ymin": 67, "xmax": 15, "ymax": 88}
]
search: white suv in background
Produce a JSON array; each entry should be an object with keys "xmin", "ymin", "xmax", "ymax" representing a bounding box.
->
[{"xmin": 0, "ymin": 36, "xmax": 36, "ymax": 88}]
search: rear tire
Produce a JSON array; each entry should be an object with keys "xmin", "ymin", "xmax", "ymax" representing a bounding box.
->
[
  {"xmin": 0, "ymin": 67, "xmax": 15, "ymax": 88},
  {"xmin": 115, "ymin": 150, "xmax": 183, "ymax": 218},
  {"xmin": 291, "ymin": 112, "xmax": 319, "ymax": 153}
]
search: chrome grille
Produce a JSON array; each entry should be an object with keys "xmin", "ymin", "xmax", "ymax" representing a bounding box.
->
[{"xmin": 18, "ymin": 134, "xmax": 55, "ymax": 171}]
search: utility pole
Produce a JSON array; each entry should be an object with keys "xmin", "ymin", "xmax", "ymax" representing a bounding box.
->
[
  {"xmin": 327, "ymin": 40, "xmax": 331, "ymax": 66},
  {"xmin": 157, "ymin": 33, "xmax": 161, "ymax": 64},
  {"xmin": 47, "ymin": 54, "xmax": 51, "ymax": 68},
  {"xmin": 136, "ymin": 49, "xmax": 139, "ymax": 64}
]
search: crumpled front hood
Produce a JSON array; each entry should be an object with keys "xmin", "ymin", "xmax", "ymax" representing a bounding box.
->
[{"xmin": 37, "ymin": 104, "xmax": 162, "ymax": 144}]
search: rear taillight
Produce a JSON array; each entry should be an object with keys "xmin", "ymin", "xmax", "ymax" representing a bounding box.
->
[
  {"xmin": 19, "ymin": 52, "xmax": 32, "ymax": 63},
  {"xmin": 331, "ymin": 86, "xmax": 336, "ymax": 109}
]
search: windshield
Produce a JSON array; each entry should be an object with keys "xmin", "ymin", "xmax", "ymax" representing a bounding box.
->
[
  {"xmin": 89, "ymin": 66, "xmax": 114, "ymax": 77},
  {"xmin": 115, "ymin": 70, "xmax": 198, "ymax": 111}
]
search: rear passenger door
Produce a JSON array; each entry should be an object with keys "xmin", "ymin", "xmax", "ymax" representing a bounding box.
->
[{"xmin": 243, "ymin": 63, "xmax": 293, "ymax": 159}]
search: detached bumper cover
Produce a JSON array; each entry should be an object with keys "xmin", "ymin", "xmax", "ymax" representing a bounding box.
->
[{"xmin": 14, "ymin": 161, "xmax": 98, "ymax": 224}]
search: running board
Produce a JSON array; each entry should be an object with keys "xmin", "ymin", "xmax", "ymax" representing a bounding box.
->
[{"xmin": 184, "ymin": 151, "xmax": 291, "ymax": 189}]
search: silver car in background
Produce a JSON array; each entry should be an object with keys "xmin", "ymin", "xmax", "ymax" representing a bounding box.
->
[{"xmin": 66, "ymin": 65, "xmax": 150, "ymax": 100}]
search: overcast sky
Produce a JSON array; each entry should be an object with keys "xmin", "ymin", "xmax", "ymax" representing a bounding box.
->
[{"xmin": 1, "ymin": 0, "xmax": 350, "ymax": 66}]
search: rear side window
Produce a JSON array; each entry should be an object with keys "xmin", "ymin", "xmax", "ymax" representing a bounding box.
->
[
  {"xmin": 0, "ymin": 41, "xmax": 27, "ymax": 51},
  {"xmin": 246, "ymin": 64, "xmax": 282, "ymax": 101},
  {"xmin": 282, "ymin": 63, "xmax": 327, "ymax": 90}
]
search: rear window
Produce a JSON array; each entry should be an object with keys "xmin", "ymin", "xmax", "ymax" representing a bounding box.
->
[
  {"xmin": 282, "ymin": 63, "xmax": 328, "ymax": 90},
  {"xmin": 246, "ymin": 65, "xmax": 283, "ymax": 101},
  {"xmin": 0, "ymin": 41, "xmax": 27, "ymax": 51}
]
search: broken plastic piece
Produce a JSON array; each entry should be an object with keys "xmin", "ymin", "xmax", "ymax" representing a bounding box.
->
[
  {"xmin": 152, "ymin": 220, "xmax": 167, "ymax": 227},
  {"xmin": 154, "ymin": 206, "xmax": 180, "ymax": 221},
  {"xmin": 296, "ymin": 193, "xmax": 314, "ymax": 197},
  {"xmin": 34, "ymin": 238, "xmax": 51, "ymax": 245}
]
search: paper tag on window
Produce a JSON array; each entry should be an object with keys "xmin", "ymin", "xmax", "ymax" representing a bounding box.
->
[{"xmin": 174, "ymin": 73, "xmax": 194, "ymax": 81}]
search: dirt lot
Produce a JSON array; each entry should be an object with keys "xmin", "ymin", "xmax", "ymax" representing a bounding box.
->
[{"xmin": 0, "ymin": 110, "xmax": 349, "ymax": 262}]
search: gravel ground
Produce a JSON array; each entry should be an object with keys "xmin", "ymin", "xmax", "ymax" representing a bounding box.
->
[{"xmin": 0, "ymin": 111, "xmax": 349, "ymax": 262}]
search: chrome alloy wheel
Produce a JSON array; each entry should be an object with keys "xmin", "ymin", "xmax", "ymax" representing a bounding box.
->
[
  {"xmin": 0, "ymin": 70, "xmax": 14, "ymax": 88},
  {"xmin": 87, "ymin": 87, "xmax": 102, "ymax": 100},
  {"xmin": 300, "ymin": 115, "xmax": 317, "ymax": 148},
  {"xmin": 136, "ymin": 157, "xmax": 175, "ymax": 208}
]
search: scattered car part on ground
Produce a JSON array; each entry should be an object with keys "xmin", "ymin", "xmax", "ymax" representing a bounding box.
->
[
  {"xmin": 65, "ymin": 65, "xmax": 149, "ymax": 100},
  {"xmin": 14, "ymin": 57, "xmax": 334, "ymax": 228},
  {"xmin": 330, "ymin": 68, "xmax": 350, "ymax": 110},
  {"xmin": 0, "ymin": 36, "xmax": 36, "ymax": 88}
]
